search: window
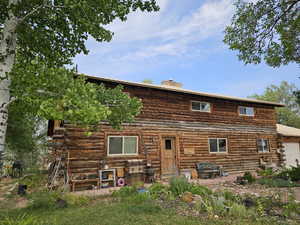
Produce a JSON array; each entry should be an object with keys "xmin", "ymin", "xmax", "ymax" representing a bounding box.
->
[
  {"xmin": 165, "ymin": 139, "xmax": 172, "ymax": 150},
  {"xmin": 191, "ymin": 101, "xmax": 211, "ymax": 112},
  {"xmin": 209, "ymin": 138, "xmax": 227, "ymax": 153},
  {"xmin": 257, "ymin": 139, "xmax": 269, "ymax": 153},
  {"xmin": 108, "ymin": 136, "xmax": 138, "ymax": 156},
  {"xmin": 239, "ymin": 106, "xmax": 254, "ymax": 116}
]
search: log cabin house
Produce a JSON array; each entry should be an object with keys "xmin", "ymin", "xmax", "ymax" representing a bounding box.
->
[{"xmin": 48, "ymin": 75, "xmax": 285, "ymax": 191}]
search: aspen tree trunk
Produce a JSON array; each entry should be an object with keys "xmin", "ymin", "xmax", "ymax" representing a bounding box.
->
[{"xmin": 0, "ymin": 0, "xmax": 18, "ymax": 153}]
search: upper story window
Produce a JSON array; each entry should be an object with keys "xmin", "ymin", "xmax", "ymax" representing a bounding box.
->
[
  {"xmin": 209, "ymin": 138, "xmax": 227, "ymax": 153},
  {"xmin": 239, "ymin": 106, "xmax": 254, "ymax": 116},
  {"xmin": 108, "ymin": 136, "xmax": 138, "ymax": 156},
  {"xmin": 257, "ymin": 139, "xmax": 269, "ymax": 153},
  {"xmin": 191, "ymin": 101, "xmax": 211, "ymax": 112}
]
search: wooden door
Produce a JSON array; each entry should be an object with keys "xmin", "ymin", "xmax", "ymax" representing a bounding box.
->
[{"xmin": 161, "ymin": 137, "xmax": 177, "ymax": 177}]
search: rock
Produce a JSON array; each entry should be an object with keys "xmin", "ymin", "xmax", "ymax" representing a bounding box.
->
[
  {"xmin": 243, "ymin": 197, "xmax": 255, "ymax": 208},
  {"xmin": 17, "ymin": 184, "xmax": 27, "ymax": 196},
  {"xmin": 193, "ymin": 194, "xmax": 203, "ymax": 202},
  {"xmin": 181, "ymin": 192, "xmax": 193, "ymax": 203},
  {"xmin": 8, "ymin": 183, "xmax": 18, "ymax": 192},
  {"xmin": 55, "ymin": 198, "xmax": 68, "ymax": 208}
]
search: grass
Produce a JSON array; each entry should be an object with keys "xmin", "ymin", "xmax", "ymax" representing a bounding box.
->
[
  {"xmin": 1, "ymin": 175, "xmax": 299, "ymax": 225},
  {"xmin": 0, "ymin": 197, "xmax": 295, "ymax": 225}
]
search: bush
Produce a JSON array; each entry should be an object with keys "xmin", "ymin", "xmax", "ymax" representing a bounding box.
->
[
  {"xmin": 63, "ymin": 194, "xmax": 90, "ymax": 207},
  {"xmin": 222, "ymin": 190, "xmax": 241, "ymax": 203},
  {"xmin": 0, "ymin": 214, "xmax": 39, "ymax": 225},
  {"xmin": 19, "ymin": 173, "xmax": 46, "ymax": 190},
  {"xmin": 27, "ymin": 190, "xmax": 61, "ymax": 209},
  {"xmin": 148, "ymin": 183, "xmax": 169, "ymax": 199},
  {"xmin": 243, "ymin": 172, "xmax": 256, "ymax": 184},
  {"xmin": 169, "ymin": 176, "xmax": 191, "ymax": 196},
  {"xmin": 112, "ymin": 186, "xmax": 137, "ymax": 198},
  {"xmin": 277, "ymin": 167, "xmax": 300, "ymax": 182},
  {"xmin": 190, "ymin": 185, "xmax": 212, "ymax": 196},
  {"xmin": 257, "ymin": 168, "xmax": 274, "ymax": 177},
  {"xmin": 258, "ymin": 178, "xmax": 299, "ymax": 187},
  {"xmin": 228, "ymin": 203, "xmax": 248, "ymax": 218}
]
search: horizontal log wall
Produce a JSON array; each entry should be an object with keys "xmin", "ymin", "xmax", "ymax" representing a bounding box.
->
[
  {"xmin": 88, "ymin": 79, "xmax": 278, "ymax": 128},
  {"xmin": 51, "ymin": 121, "xmax": 280, "ymax": 190},
  {"xmin": 49, "ymin": 80, "xmax": 281, "ymax": 190}
]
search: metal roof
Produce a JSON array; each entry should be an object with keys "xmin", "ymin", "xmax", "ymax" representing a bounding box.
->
[
  {"xmin": 277, "ymin": 124, "xmax": 300, "ymax": 137},
  {"xmin": 83, "ymin": 74, "xmax": 285, "ymax": 107}
]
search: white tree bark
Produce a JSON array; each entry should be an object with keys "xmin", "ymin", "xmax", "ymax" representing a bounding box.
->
[{"xmin": 0, "ymin": 0, "xmax": 19, "ymax": 153}]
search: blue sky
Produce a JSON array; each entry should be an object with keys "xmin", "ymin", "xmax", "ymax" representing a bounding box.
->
[{"xmin": 73, "ymin": 0, "xmax": 299, "ymax": 98}]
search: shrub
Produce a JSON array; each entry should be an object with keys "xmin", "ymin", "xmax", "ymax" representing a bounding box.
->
[
  {"xmin": 169, "ymin": 176, "xmax": 191, "ymax": 196},
  {"xmin": 243, "ymin": 172, "xmax": 256, "ymax": 184},
  {"xmin": 258, "ymin": 178, "xmax": 299, "ymax": 187},
  {"xmin": 63, "ymin": 194, "xmax": 90, "ymax": 207},
  {"xmin": 0, "ymin": 214, "xmax": 39, "ymax": 225},
  {"xmin": 112, "ymin": 186, "xmax": 137, "ymax": 198},
  {"xmin": 222, "ymin": 190, "xmax": 241, "ymax": 203},
  {"xmin": 190, "ymin": 185, "xmax": 212, "ymax": 197},
  {"xmin": 257, "ymin": 168, "xmax": 274, "ymax": 177},
  {"xmin": 19, "ymin": 173, "xmax": 46, "ymax": 190},
  {"xmin": 27, "ymin": 190, "xmax": 61, "ymax": 209},
  {"xmin": 148, "ymin": 183, "xmax": 169, "ymax": 199},
  {"xmin": 228, "ymin": 203, "xmax": 248, "ymax": 218},
  {"xmin": 282, "ymin": 198, "xmax": 300, "ymax": 218},
  {"xmin": 277, "ymin": 167, "xmax": 300, "ymax": 182}
]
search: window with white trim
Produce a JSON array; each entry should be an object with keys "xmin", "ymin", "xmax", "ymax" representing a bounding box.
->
[
  {"xmin": 108, "ymin": 136, "xmax": 138, "ymax": 156},
  {"xmin": 209, "ymin": 138, "xmax": 227, "ymax": 153},
  {"xmin": 191, "ymin": 101, "xmax": 211, "ymax": 112},
  {"xmin": 239, "ymin": 106, "xmax": 254, "ymax": 116},
  {"xmin": 257, "ymin": 139, "xmax": 269, "ymax": 153}
]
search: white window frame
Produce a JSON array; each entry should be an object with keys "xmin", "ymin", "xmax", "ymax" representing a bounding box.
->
[
  {"xmin": 238, "ymin": 106, "xmax": 254, "ymax": 116},
  {"xmin": 107, "ymin": 136, "xmax": 138, "ymax": 156},
  {"xmin": 257, "ymin": 138, "xmax": 270, "ymax": 153},
  {"xmin": 208, "ymin": 138, "xmax": 228, "ymax": 153},
  {"xmin": 191, "ymin": 101, "xmax": 211, "ymax": 113}
]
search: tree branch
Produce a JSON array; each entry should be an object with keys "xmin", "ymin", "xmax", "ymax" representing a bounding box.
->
[
  {"xmin": 256, "ymin": 0, "xmax": 300, "ymax": 49},
  {"xmin": 0, "ymin": 96, "xmax": 17, "ymax": 110},
  {"xmin": 19, "ymin": 2, "xmax": 66, "ymax": 23}
]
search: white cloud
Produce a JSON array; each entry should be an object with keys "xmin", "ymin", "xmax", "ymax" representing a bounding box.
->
[{"xmin": 74, "ymin": 0, "xmax": 234, "ymax": 76}]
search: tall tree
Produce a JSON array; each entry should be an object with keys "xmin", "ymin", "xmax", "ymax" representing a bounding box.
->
[
  {"xmin": 5, "ymin": 100, "xmax": 47, "ymax": 168},
  {"xmin": 224, "ymin": 0, "xmax": 299, "ymax": 67},
  {"xmin": 249, "ymin": 81, "xmax": 300, "ymax": 128},
  {"xmin": 0, "ymin": 0, "xmax": 159, "ymax": 153}
]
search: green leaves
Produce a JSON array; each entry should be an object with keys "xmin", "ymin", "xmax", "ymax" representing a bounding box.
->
[
  {"xmin": 4, "ymin": 0, "xmax": 159, "ymax": 67},
  {"xmin": 10, "ymin": 56, "xmax": 142, "ymax": 129},
  {"xmin": 249, "ymin": 81, "xmax": 300, "ymax": 128},
  {"xmin": 224, "ymin": 0, "xmax": 299, "ymax": 67}
]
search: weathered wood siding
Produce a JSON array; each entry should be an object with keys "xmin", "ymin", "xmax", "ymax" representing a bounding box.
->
[
  {"xmin": 50, "ymin": 79, "xmax": 281, "ymax": 190},
  {"xmin": 51, "ymin": 121, "xmax": 280, "ymax": 190},
  {"xmin": 89, "ymin": 79, "xmax": 277, "ymax": 128}
]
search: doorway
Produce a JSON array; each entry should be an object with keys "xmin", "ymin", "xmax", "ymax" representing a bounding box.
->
[{"xmin": 161, "ymin": 136, "xmax": 177, "ymax": 177}]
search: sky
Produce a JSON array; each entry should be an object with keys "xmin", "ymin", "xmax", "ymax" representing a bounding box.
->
[{"xmin": 73, "ymin": 0, "xmax": 299, "ymax": 98}]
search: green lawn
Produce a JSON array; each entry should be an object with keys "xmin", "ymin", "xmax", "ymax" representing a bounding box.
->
[{"xmin": 0, "ymin": 198, "xmax": 295, "ymax": 225}]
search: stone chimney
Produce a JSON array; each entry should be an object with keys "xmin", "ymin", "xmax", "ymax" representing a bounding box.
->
[{"xmin": 161, "ymin": 79, "xmax": 182, "ymax": 88}]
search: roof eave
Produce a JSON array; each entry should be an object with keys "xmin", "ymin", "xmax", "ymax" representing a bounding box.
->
[{"xmin": 83, "ymin": 74, "xmax": 285, "ymax": 107}]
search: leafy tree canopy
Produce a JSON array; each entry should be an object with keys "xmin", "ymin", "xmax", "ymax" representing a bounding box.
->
[
  {"xmin": 11, "ymin": 57, "xmax": 142, "ymax": 129},
  {"xmin": 0, "ymin": 0, "xmax": 159, "ymax": 155},
  {"xmin": 249, "ymin": 81, "xmax": 300, "ymax": 128},
  {"xmin": 5, "ymin": 100, "xmax": 47, "ymax": 166},
  {"xmin": 224, "ymin": 0, "xmax": 300, "ymax": 67},
  {"xmin": 1, "ymin": 0, "xmax": 159, "ymax": 67}
]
